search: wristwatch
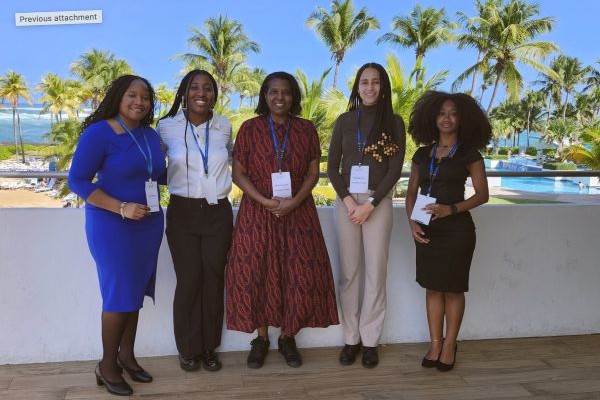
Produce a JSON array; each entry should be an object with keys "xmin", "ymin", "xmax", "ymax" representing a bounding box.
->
[{"xmin": 367, "ymin": 196, "xmax": 379, "ymax": 207}]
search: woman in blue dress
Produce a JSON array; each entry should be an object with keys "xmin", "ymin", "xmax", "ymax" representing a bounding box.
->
[{"xmin": 68, "ymin": 75, "xmax": 166, "ymax": 396}]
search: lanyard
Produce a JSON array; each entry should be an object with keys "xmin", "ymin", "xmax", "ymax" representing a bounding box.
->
[
  {"xmin": 427, "ymin": 142, "xmax": 459, "ymax": 196},
  {"xmin": 115, "ymin": 116, "xmax": 153, "ymax": 178},
  {"xmin": 268, "ymin": 115, "xmax": 290, "ymax": 172},
  {"xmin": 188, "ymin": 118, "xmax": 210, "ymax": 176},
  {"xmin": 356, "ymin": 109, "xmax": 367, "ymax": 165}
]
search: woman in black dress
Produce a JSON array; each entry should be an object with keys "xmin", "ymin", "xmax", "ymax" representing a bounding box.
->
[{"xmin": 405, "ymin": 91, "xmax": 491, "ymax": 371}]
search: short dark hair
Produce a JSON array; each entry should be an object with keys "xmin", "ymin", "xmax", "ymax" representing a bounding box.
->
[
  {"xmin": 408, "ymin": 91, "xmax": 492, "ymax": 150},
  {"xmin": 255, "ymin": 71, "xmax": 302, "ymax": 116},
  {"xmin": 348, "ymin": 62, "xmax": 397, "ymax": 145},
  {"xmin": 160, "ymin": 69, "xmax": 218, "ymax": 120},
  {"xmin": 81, "ymin": 75, "xmax": 155, "ymax": 132}
]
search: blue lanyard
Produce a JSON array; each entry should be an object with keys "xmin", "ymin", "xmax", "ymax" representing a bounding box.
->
[
  {"xmin": 268, "ymin": 115, "xmax": 290, "ymax": 172},
  {"xmin": 356, "ymin": 109, "xmax": 367, "ymax": 164},
  {"xmin": 115, "ymin": 116, "xmax": 153, "ymax": 179},
  {"xmin": 189, "ymin": 119, "xmax": 210, "ymax": 176},
  {"xmin": 427, "ymin": 142, "xmax": 459, "ymax": 196}
]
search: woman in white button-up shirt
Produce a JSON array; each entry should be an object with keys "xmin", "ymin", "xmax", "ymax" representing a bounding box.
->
[{"xmin": 156, "ymin": 70, "xmax": 233, "ymax": 373}]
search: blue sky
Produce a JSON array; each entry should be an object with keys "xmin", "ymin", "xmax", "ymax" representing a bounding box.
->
[{"xmin": 1, "ymin": 0, "xmax": 599, "ymax": 108}]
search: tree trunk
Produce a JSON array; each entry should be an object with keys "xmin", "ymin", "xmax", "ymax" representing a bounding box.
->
[
  {"xmin": 526, "ymin": 109, "xmax": 531, "ymax": 148},
  {"xmin": 17, "ymin": 112, "xmax": 25, "ymax": 163},
  {"xmin": 11, "ymin": 107, "xmax": 19, "ymax": 161},
  {"xmin": 469, "ymin": 51, "xmax": 482, "ymax": 96},
  {"xmin": 333, "ymin": 61, "xmax": 340, "ymax": 89},
  {"xmin": 486, "ymin": 73, "xmax": 502, "ymax": 114}
]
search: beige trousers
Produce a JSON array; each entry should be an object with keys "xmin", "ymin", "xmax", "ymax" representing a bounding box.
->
[{"xmin": 334, "ymin": 192, "xmax": 393, "ymax": 347}]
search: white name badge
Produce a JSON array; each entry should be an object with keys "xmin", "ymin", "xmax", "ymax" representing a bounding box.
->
[
  {"xmin": 145, "ymin": 180, "xmax": 160, "ymax": 212},
  {"xmin": 271, "ymin": 171, "xmax": 292, "ymax": 198},
  {"xmin": 410, "ymin": 193, "xmax": 436, "ymax": 225},
  {"xmin": 349, "ymin": 165, "xmax": 369, "ymax": 194},
  {"xmin": 200, "ymin": 175, "xmax": 218, "ymax": 205}
]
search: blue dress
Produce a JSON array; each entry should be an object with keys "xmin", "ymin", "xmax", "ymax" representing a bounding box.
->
[{"xmin": 68, "ymin": 120, "xmax": 167, "ymax": 312}]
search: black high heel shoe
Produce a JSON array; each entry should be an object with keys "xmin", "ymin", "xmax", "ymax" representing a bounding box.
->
[
  {"xmin": 421, "ymin": 338, "xmax": 442, "ymax": 368},
  {"xmin": 436, "ymin": 343, "xmax": 457, "ymax": 372},
  {"xmin": 117, "ymin": 357, "xmax": 153, "ymax": 383},
  {"xmin": 95, "ymin": 363, "xmax": 133, "ymax": 396}
]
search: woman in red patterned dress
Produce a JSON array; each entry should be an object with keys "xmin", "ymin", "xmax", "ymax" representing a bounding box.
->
[{"xmin": 226, "ymin": 71, "xmax": 339, "ymax": 369}]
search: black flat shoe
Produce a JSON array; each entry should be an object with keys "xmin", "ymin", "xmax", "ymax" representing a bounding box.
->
[
  {"xmin": 361, "ymin": 346, "xmax": 379, "ymax": 368},
  {"xmin": 117, "ymin": 357, "xmax": 153, "ymax": 383},
  {"xmin": 247, "ymin": 336, "xmax": 270, "ymax": 369},
  {"xmin": 179, "ymin": 354, "xmax": 201, "ymax": 372},
  {"xmin": 95, "ymin": 363, "xmax": 133, "ymax": 396},
  {"xmin": 436, "ymin": 343, "xmax": 458, "ymax": 372},
  {"xmin": 278, "ymin": 336, "xmax": 302, "ymax": 367},
  {"xmin": 339, "ymin": 344, "xmax": 361, "ymax": 365},
  {"xmin": 202, "ymin": 350, "xmax": 222, "ymax": 372}
]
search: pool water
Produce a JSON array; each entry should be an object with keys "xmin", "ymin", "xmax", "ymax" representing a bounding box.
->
[{"xmin": 500, "ymin": 176, "xmax": 595, "ymax": 195}]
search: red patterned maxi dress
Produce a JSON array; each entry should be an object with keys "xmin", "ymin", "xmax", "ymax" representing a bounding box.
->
[{"xmin": 226, "ymin": 115, "xmax": 339, "ymax": 336}]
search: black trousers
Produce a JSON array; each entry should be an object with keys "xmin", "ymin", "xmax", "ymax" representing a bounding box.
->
[{"xmin": 166, "ymin": 195, "xmax": 233, "ymax": 357}]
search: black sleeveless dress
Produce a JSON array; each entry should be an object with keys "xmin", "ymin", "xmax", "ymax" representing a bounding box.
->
[{"xmin": 411, "ymin": 144, "xmax": 483, "ymax": 292}]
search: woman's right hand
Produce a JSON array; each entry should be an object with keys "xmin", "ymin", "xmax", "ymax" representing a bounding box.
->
[
  {"xmin": 410, "ymin": 221, "xmax": 429, "ymax": 244},
  {"xmin": 262, "ymin": 198, "xmax": 280, "ymax": 212},
  {"xmin": 121, "ymin": 202, "xmax": 151, "ymax": 220},
  {"xmin": 343, "ymin": 195, "xmax": 358, "ymax": 216}
]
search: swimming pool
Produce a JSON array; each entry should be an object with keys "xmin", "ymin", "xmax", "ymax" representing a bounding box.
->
[{"xmin": 499, "ymin": 176, "xmax": 597, "ymax": 195}]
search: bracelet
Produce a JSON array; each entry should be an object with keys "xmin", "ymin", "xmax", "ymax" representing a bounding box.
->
[
  {"xmin": 119, "ymin": 202, "xmax": 128, "ymax": 219},
  {"xmin": 450, "ymin": 203, "xmax": 458, "ymax": 215}
]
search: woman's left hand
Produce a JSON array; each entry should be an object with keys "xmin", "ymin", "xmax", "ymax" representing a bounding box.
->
[
  {"xmin": 349, "ymin": 202, "xmax": 374, "ymax": 225},
  {"xmin": 272, "ymin": 197, "xmax": 298, "ymax": 217},
  {"xmin": 425, "ymin": 203, "xmax": 451, "ymax": 220}
]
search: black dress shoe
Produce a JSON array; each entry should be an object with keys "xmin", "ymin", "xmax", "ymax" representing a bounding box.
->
[
  {"xmin": 339, "ymin": 344, "xmax": 361, "ymax": 365},
  {"xmin": 436, "ymin": 343, "xmax": 458, "ymax": 372},
  {"xmin": 278, "ymin": 336, "xmax": 302, "ymax": 368},
  {"xmin": 361, "ymin": 346, "xmax": 379, "ymax": 368},
  {"xmin": 247, "ymin": 336, "xmax": 270, "ymax": 369},
  {"xmin": 95, "ymin": 363, "xmax": 133, "ymax": 396},
  {"xmin": 117, "ymin": 357, "xmax": 153, "ymax": 383},
  {"xmin": 179, "ymin": 354, "xmax": 201, "ymax": 372},
  {"xmin": 202, "ymin": 350, "xmax": 222, "ymax": 372}
]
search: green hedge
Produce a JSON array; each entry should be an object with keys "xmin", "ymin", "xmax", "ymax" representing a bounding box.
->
[
  {"xmin": 525, "ymin": 147, "xmax": 538, "ymax": 156},
  {"xmin": 542, "ymin": 162, "xmax": 576, "ymax": 170},
  {"xmin": 484, "ymin": 155, "xmax": 509, "ymax": 160}
]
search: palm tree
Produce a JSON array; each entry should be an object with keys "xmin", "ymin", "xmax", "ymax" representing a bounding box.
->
[
  {"xmin": 520, "ymin": 90, "xmax": 547, "ymax": 147},
  {"xmin": 563, "ymin": 127, "xmax": 600, "ymax": 169},
  {"xmin": 154, "ymin": 83, "xmax": 175, "ymax": 119},
  {"xmin": 70, "ymin": 49, "xmax": 133, "ymax": 109},
  {"xmin": 0, "ymin": 71, "xmax": 32, "ymax": 162},
  {"xmin": 232, "ymin": 66, "xmax": 265, "ymax": 108},
  {"xmin": 472, "ymin": 0, "xmax": 559, "ymax": 113},
  {"xmin": 37, "ymin": 73, "xmax": 80, "ymax": 125},
  {"xmin": 296, "ymin": 68, "xmax": 332, "ymax": 150},
  {"xmin": 452, "ymin": 0, "xmax": 501, "ymax": 95},
  {"xmin": 490, "ymin": 99, "xmax": 526, "ymax": 147},
  {"xmin": 306, "ymin": 0, "xmax": 379, "ymax": 89},
  {"xmin": 176, "ymin": 16, "xmax": 260, "ymax": 107},
  {"xmin": 377, "ymin": 5, "xmax": 455, "ymax": 85},
  {"xmin": 542, "ymin": 118, "xmax": 579, "ymax": 153},
  {"xmin": 552, "ymin": 56, "xmax": 591, "ymax": 120}
]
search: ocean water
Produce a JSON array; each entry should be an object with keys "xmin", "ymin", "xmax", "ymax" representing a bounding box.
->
[{"xmin": 0, "ymin": 107, "xmax": 54, "ymax": 144}]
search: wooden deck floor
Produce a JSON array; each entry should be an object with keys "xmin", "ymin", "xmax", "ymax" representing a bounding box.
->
[{"xmin": 1, "ymin": 335, "xmax": 600, "ymax": 399}]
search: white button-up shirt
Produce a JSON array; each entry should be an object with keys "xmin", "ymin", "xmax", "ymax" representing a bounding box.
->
[{"xmin": 157, "ymin": 111, "xmax": 233, "ymax": 199}]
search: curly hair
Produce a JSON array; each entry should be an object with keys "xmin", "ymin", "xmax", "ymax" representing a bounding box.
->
[
  {"xmin": 255, "ymin": 71, "xmax": 302, "ymax": 116},
  {"xmin": 408, "ymin": 91, "xmax": 492, "ymax": 150},
  {"xmin": 160, "ymin": 69, "xmax": 218, "ymax": 121},
  {"xmin": 348, "ymin": 62, "xmax": 397, "ymax": 146},
  {"xmin": 81, "ymin": 75, "xmax": 155, "ymax": 133}
]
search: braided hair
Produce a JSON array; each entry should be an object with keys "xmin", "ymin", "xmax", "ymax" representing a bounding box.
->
[{"xmin": 159, "ymin": 69, "xmax": 218, "ymax": 120}]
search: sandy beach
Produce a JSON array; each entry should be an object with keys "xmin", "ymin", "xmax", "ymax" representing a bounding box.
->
[{"xmin": 0, "ymin": 188, "xmax": 63, "ymax": 208}]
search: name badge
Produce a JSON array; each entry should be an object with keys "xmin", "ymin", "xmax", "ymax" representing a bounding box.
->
[
  {"xmin": 410, "ymin": 193, "xmax": 436, "ymax": 225},
  {"xmin": 271, "ymin": 171, "xmax": 292, "ymax": 198},
  {"xmin": 200, "ymin": 175, "xmax": 218, "ymax": 205},
  {"xmin": 145, "ymin": 180, "xmax": 160, "ymax": 212},
  {"xmin": 349, "ymin": 165, "xmax": 369, "ymax": 194}
]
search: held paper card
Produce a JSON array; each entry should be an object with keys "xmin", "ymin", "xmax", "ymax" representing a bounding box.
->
[{"xmin": 410, "ymin": 193, "xmax": 436, "ymax": 225}]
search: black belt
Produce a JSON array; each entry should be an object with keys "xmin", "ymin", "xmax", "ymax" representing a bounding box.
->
[{"xmin": 169, "ymin": 194, "xmax": 230, "ymax": 207}]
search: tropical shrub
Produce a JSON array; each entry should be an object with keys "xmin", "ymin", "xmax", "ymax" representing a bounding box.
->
[
  {"xmin": 525, "ymin": 147, "xmax": 538, "ymax": 156},
  {"xmin": 542, "ymin": 162, "xmax": 576, "ymax": 170}
]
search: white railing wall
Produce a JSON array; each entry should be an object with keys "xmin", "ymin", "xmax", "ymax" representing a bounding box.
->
[{"xmin": 1, "ymin": 204, "xmax": 599, "ymax": 364}]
